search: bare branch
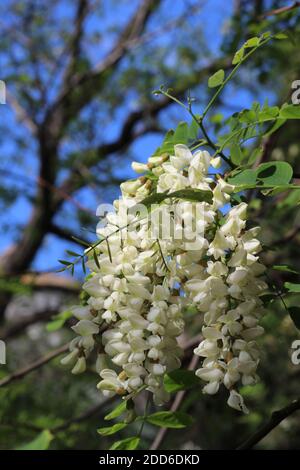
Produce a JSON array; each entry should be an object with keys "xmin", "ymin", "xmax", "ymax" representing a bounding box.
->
[
  {"xmin": 50, "ymin": 0, "xmax": 162, "ymax": 131},
  {"xmin": 56, "ymin": 56, "xmax": 231, "ymax": 203},
  {"xmin": 0, "ymin": 343, "xmax": 69, "ymax": 388},
  {"xmin": 63, "ymin": 0, "xmax": 90, "ymax": 85},
  {"xmin": 49, "ymin": 223, "xmax": 91, "ymax": 245},
  {"xmin": 6, "ymin": 89, "xmax": 38, "ymax": 135},
  {"xmin": 260, "ymin": 1, "xmax": 300, "ymax": 18},
  {"xmin": 237, "ymin": 398, "xmax": 300, "ymax": 449}
]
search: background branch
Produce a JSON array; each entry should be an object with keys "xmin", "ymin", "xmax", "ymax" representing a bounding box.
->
[{"xmin": 237, "ymin": 398, "xmax": 300, "ymax": 449}]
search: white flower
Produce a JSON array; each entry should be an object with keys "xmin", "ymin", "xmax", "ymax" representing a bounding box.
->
[
  {"xmin": 132, "ymin": 162, "xmax": 148, "ymax": 173},
  {"xmin": 227, "ymin": 390, "xmax": 249, "ymax": 414},
  {"xmin": 72, "ymin": 320, "xmax": 99, "ymax": 336},
  {"xmin": 72, "ymin": 357, "xmax": 86, "ymax": 375},
  {"xmin": 65, "ymin": 143, "xmax": 267, "ymax": 413},
  {"xmin": 211, "ymin": 156, "xmax": 222, "ymax": 169}
]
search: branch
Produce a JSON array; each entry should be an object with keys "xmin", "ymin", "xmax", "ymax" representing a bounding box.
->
[
  {"xmin": 0, "ymin": 343, "xmax": 69, "ymax": 387},
  {"xmin": 50, "ymin": 0, "xmax": 162, "ymax": 131},
  {"xmin": 0, "ymin": 1, "xmax": 161, "ymax": 287},
  {"xmin": 0, "ymin": 324, "xmax": 110, "ymax": 387},
  {"xmin": 237, "ymin": 398, "xmax": 300, "ymax": 449},
  {"xmin": 49, "ymin": 223, "xmax": 91, "ymax": 245},
  {"xmin": 6, "ymin": 89, "xmax": 38, "ymax": 135},
  {"xmin": 63, "ymin": 0, "xmax": 90, "ymax": 85},
  {"xmin": 56, "ymin": 56, "xmax": 231, "ymax": 204},
  {"xmin": 260, "ymin": 1, "xmax": 300, "ymax": 18}
]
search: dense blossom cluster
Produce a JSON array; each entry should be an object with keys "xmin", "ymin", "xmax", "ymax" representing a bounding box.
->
[{"xmin": 62, "ymin": 144, "xmax": 267, "ymax": 412}]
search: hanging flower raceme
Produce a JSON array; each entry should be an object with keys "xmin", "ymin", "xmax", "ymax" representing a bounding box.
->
[{"xmin": 62, "ymin": 144, "xmax": 267, "ymax": 412}]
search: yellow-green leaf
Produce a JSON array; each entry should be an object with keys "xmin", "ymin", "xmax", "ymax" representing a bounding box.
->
[{"xmin": 208, "ymin": 69, "xmax": 225, "ymax": 88}]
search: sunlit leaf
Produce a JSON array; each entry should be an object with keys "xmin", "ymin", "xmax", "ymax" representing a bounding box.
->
[
  {"xmin": 146, "ymin": 411, "xmax": 194, "ymax": 428},
  {"xmin": 97, "ymin": 422, "xmax": 127, "ymax": 436},
  {"xmin": 109, "ymin": 437, "xmax": 140, "ymax": 450},
  {"xmin": 208, "ymin": 69, "xmax": 225, "ymax": 88},
  {"xmin": 16, "ymin": 430, "xmax": 53, "ymax": 450}
]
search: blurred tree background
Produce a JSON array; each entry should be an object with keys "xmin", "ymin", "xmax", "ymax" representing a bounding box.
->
[{"xmin": 0, "ymin": 0, "xmax": 300, "ymax": 450}]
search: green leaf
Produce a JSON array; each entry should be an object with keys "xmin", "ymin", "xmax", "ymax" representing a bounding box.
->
[
  {"xmin": 46, "ymin": 310, "xmax": 73, "ymax": 332},
  {"xmin": 285, "ymin": 282, "xmax": 300, "ymax": 293},
  {"xmin": 188, "ymin": 118, "xmax": 199, "ymax": 140},
  {"xmin": 104, "ymin": 401, "xmax": 127, "ymax": 421},
  {"xmin": 131, "ymin": 188, "xmax": 213, "ymax": 213},
  {"xmin": 146, "ymin": 411, "xmax": 194, "ymax": 428},
  {"xmin": 258, "ymin": 106, "xmax": 279, "ymax": 121},
  {"xmin": 93, "ymin": 249, "xmax": 100, "ymax": 269},
  {"xmin": 109, "ymin": 437, "xmax": 140, "ymax": 450},
  {"xmin": 173, "ymin": 121, "xmax": 189, "ymax": 143},
  {"xmin": 256, "ymin": 161, "xmax": 293, "ymax": 186},
  {"xmin": 288, "ymin": 306, "xmax": 300, "ymax": 330},
  {"xmin": 97, "ymin": 423, "xmax": 127, "ymax": 436},
  {"xmin": 71, "ymin": 236, "xmax": 90, "ymax": 247},
  {"xmin": 208, "ymin": 69, "xmax": 225, "ymax": 88},
  {"xmin": 280, "ymin": 104, "xmax": 300, "ymax": 119},
  {"xmin": 210, "ymin": 113, "xmax": 224, "ymax": 124},
  {"xmin": 244, "ymin": 37, "xmax": 260, "ymax": 48},
  {"xmin": 248, "ymin": 147, "xmax": 263, "ymax": 165},
  {"xmin": 16, "ymin": 430, "xmax": 53, "ymax": 450},
  {"xmin": 232, "ymin": 46, "xmax": 245, "ymax": 65},
  {"xmin": 272, "ymin": 265, "xmax": 298, "ymax": 274},
  {"xmin": 228, "ymin": 169, "xmax": 256, "ymax": 186},
  {"xmin": 230, "ymin": 142, "xmax": 244, "ymax": 165},
  {"xmin": 274, "ymin": 32, "xmax": 288, "ymax": 40},
  {"xmin": 58, "ymin": 259, "xmax": 71, "ymax": 266},
  {"xmin": 278, "ymin": 188, "xmax": 300, "ymax": 209},
  {"xmin": 66, "ymin": 250, "xmax": 80, "ymax": 257},
  {"xmin": 169, "ymin": 189, "xmax": 213, "ymax": 203},
  {"xmin": 164, "ymin": 369, "xmax": 201, "ymax": 393},
  {"xmin": 229, "ymin": 161, "xmax": 293, "ymax": 190}
]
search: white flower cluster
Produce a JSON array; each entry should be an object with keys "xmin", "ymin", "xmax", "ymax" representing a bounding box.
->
[{"xmin": 62, "ymin": 144, "xmax": 267, "ymax": 412}]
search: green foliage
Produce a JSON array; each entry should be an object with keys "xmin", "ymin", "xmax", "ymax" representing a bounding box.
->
[
  {"xmin": 228, "ymin": 161, "xmax": 293, "ymax": 191},
  {"xmin": 104, "ymin": 401, "xmax": 127, "ymax": 421},
  {"xmin": 0, "ymin": 277, "xmax": 31, "ymax": 295},
  {"xmin": 97, "ymin": 423, "xmax": 127, "ymax": 436},
  {"xmin": 109, "ymin": 437, "xmax": 140, "ymax": 450},
  {"xmin": 145, "ymin": 411, "xmax": 194, "ymax": 428},
  {"xmin": 152, "ymin": 119, "xmax": 200, "ymax": 156},
  {"xmin": 272, "ymin": 265, "xmax": 298, "ymax": 274},
  {"xmin": 164, "ymin": 369, "xmax": 201, "ymax": 393},
  {"xmin": 284, "ymin": 282, "xmax": 300, "ymax": 293},
  {"xmin": 208, "ymin": 69, "xmax": 225, "ymax": 88},
  {"xmin": 16, "ymin": 430, "xmax": 53, "ymax": 450},
  {"xmin": 136, "ymin": 188, "xmax": 213, "ymax": 210},
  {"xmin": 279, "ymin": 105, "xmax": 300, "ymax": 119},
  {"xmin": 46, "ymin": 310, "xmax": 73, "ymax": 332}
]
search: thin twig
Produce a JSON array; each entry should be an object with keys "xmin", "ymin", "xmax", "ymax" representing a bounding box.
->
[
  {"xmin": 260, "ymin": 2, "xmax": 300, "ymax": 18},
  {"xmin": 0, "ymin": 343, "xmax": 69, "ymax": 387},
  {"xmin": 237, "ymin": 398, "xmax": 300, "ymax": 449}
]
